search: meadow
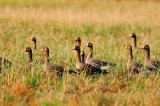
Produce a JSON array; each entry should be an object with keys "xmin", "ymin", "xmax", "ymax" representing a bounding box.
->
[{"xmin": 0, "ymin": 0, "xmax": 160, "ymax": 105}]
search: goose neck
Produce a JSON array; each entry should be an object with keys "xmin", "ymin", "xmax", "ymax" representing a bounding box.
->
[
  {"xmin": 34, "ymin": 41, "xmax": 37, "ymax": 50},
  {"xmin": 145, "ymin": 49, "xmax": 150, "ymax": 60},
  {"xmin": 76, "ymin": 50, "xmax": 81, "ymax": 63},
  {"xmin": 129, "ymin": 47, "xmax": 133, "ymax": 60},
  {"xmin": 28, "ymin": 51, "xmax": 33, "ymax": 63},
  {"xmin": 133, "ymin": 37, "xmax": 137, "ymax": 48}
]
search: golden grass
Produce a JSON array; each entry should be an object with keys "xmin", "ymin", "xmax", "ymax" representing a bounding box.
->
[{"xmin": 0, "ymin": 0, "xmax": 160, "ymax": 106}]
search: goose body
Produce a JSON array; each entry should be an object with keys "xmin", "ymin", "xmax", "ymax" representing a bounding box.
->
[{"xmin": 43, "ymin": 63, "xmax": 65, "ymax": 75}]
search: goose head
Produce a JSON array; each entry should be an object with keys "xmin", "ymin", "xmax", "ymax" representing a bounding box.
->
[
  {"xmin": 42, "ymin": 47, "xmax": 49, "ymax": 56},
  {"xmin": 75, "ymin": 37, "xmax": 81, "ymax": 42},
  {"xmin": 141, "ymin": 45, "xmax": 150, "ymax": 51},
  {"xmin": 71, "ymin": 46, "xmax": 80, "ymax": 51},
  {"xmin": 126, "ymin": 45, "xmax": 132, "ymax": 50},
  {"xmin": 24, "ymin": 47, "xmax": 33, "ymax": 63},
  {"xmin": 30, "ymin": 37, "xmax": 36, "ymax": 43},
  {"xmin": 86, "ymin": 43, "xmax": 93, "ymax": 48},
  {"xmin": 24, "ymin": 47, "xmax": 32, "ymax": 53},
  {"xmin": 75, "ymin": 37, "xmax": 81, "ymax": 46},
  {"xmin": 130, "ymin": 33, "xmax": 136, "ymax": 38}
]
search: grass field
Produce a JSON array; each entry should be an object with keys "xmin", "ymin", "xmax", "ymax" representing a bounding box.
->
[{"xmin": 0, "ymin": 0, "xmax": 160, "ymax": 105}]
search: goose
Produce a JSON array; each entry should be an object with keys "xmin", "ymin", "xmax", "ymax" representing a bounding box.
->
[
  {"xmin": 141, "ymin": 45, "xmax": 160, "ymax": 71},
  {"xmin": 126, "ymin": 45, "xmax": 143, "ymax": 74},
  {"xmin": 85, "ymin": 43, "xmax": 116, "ymax": 69},
  {"xmin": 42, "ymin": 47, "xmax": 76, "ymax": 75},
  {"xmin": 42, "ymin": 47, "xmax": 65, "ymax": 75},
  {"xmin": 24, "ymin": 47, "xmax": 33, "ymax": 69},
  {"xmin": 72, "ymin": 46, "xmax": 108, "ymax": 75}
]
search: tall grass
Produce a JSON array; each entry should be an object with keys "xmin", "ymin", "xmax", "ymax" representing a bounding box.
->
[{"xmin": 0, "ymin": 0, "xmax": 160, "ymax": 105}]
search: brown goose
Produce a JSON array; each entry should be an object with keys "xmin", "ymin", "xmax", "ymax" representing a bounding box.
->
[
  {"xmin": 141, "ymin": 45, "xmax": 160, "ymax": 71},
  {"xmin": 42, "ymin": 47, "xmax": 76, "ymax": 75},
  {"xmin": 126, "ymin": 45, "xmax": 143, "ymax": 74},
  {"xmin": 81, "ymin": 51, "xmax": 85, "ymax": 63},
  {"xmin": 75, "ymin": 37, "xmax": 81, "ymax": 47},
  {"xmin": 85, "ymin": 43, "xmax": 116, "ymax": 69},
  {"xmin": 72, "ymin": 46, "xmax": 108, "ymax": 75},
  {"xmin": 24, "ymin": 47, "xmax": 33, "ymax": 69},
  {"xmin": 42, "ymin": 47, "xmax": 65, "ymax": 75}
]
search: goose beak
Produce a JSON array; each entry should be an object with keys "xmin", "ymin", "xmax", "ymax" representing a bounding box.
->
[
  {"xmin": 71, "ymin": 46, "xmax": 76, "ymax": 50},
  {"xmin": 74, "ymin": 38, "xmax": 78, "ymax": 41},
  {"xmin": 40, "ymin": 48, "xmax": 44, "ymax": 52},
  {"xmin": 24, "ymin": 48, "xmax": 27, "ymax": 52},
  {"xmin": 140, "ymin": 45, "xmax": 144, "ymax": 49},
  {"xmin": 29, "ymin": 37, "xmax": 33, "ymax": 40},
  {"xmin": 129, "ymin": 33, "xmax": 132, "ymax": 36},
  {"xmin": 86, "ymin": 43, "xmax": 89, "ymax": 47},
  {"xmin": 74, "ymin": 37, "xmax": 79, "ymax": 41},
  {"xmin": 129, "ymin": 34, "xmax": 133, "ymax": 38}
]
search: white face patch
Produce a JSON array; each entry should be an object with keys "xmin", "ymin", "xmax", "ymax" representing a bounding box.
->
[
  {"xmin": 76, "ymin": 37, "xmax": 78, "ymax": 40},
  {"xmin": 86, "ymin": 43, "xmax": 89, "ymax": 46},
  {"xmin": 42, "ymin": 48, "xmax": 45, "ymax": 51},
  {"xmin": 30, "ymin": 37, "xmax": 34, "ymax": 41}
]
